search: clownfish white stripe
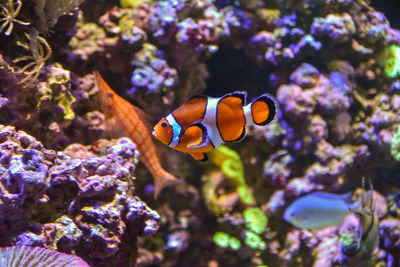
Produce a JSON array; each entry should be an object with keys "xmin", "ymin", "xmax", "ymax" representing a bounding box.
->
[
  {"xmin": 166, "ymin": 113, "xmax": 181, "ymax": 147},
  {"xmin": 243, "ymin": 103, "xmax": 253, "ymax": 127},
  {"xmin": 203, "ymin": 97, "xmax": 224, "ymax": 148}
]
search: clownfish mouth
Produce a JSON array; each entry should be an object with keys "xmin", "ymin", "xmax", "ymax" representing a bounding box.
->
[{"xmin": 152, "ymin": 130, "xmax": 157, "ymax": 137}]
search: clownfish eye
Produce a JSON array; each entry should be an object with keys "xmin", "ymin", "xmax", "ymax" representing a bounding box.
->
[{"xmin": 161, "ymin": 122, "xmax": 168, "ymax": 128}]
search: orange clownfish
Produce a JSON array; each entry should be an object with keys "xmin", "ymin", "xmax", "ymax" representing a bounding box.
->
[
  {"xmin": 152, "ymin": 92, "xmax": 277, "ymax": 161},
  {"xmin": 94, "ymin": 71, "xmax": 181, "ymax": 197}
]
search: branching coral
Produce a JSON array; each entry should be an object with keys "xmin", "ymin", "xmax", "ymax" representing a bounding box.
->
[
  {"xmin": 13, "ymin": 32, "xmax": 52, "ymax": 83},
  {"xmin": 0, "ymin": 0, "xmax": 29, "ymax": 36}
]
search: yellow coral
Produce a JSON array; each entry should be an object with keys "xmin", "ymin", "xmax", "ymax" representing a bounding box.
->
[{"xmin": 209, "ymin": 146, "xmax": 255, "ymax": 205}]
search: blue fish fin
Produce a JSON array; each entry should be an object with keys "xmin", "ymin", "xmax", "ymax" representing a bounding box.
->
[{"xmin": 309, "ymin": 191, "xmax": 353, "ymax": 202}]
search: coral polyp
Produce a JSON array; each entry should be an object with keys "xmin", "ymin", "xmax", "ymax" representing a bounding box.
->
[
  {"xmin": 13, "ymin": 33, "xmax": 52, "ymax": 84},
  {"xmin": 0, "ymin": 0, "xmax": 29, "ymax": 36}
]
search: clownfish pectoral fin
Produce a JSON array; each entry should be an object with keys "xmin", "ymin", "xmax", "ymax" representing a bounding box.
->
[
  {"xmin": 249, "ymin": 94, "xmax": 277, "ymax": 126},
  {"xmin": 185, "ymin": 122, "xmax": 211, "ymax": 149},
  {"xmin": 189, "ymin": 152, "xmax": 208, "ymax": 161}
]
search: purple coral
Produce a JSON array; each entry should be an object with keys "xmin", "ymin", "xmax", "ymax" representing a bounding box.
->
[
  {"xmin": 149, "ymin": 1, "xmax": 179, "ymax": 44},
  {"xmin": 0, "ymin": 125, "xmax": 159, "ymax": 265},
  {"xmin": 311, "ymin": 13, "xmax": 356, "ymax": 43},
  {"xmin": 129, "ymin": 44, "xmax": 178, "ymax": 95}
]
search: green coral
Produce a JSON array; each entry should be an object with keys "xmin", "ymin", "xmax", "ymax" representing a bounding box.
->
[
  {"xmin": 390, "ymin": 126, "xmax": 400, "ymax": 161},
  {"xmin": 243, "ymin": 207, "xmax": 268, "ymax": 234},
  {"xmin": 210, "ymin": 146, "xmax": 255, "ymax": 205},
  {"xmin": 339, "ymin": 232, "xmax": 354, "ymax": 246},
  {"xmin": 213, "ymin": 232, "xmax": 230, "ymax": 248},
  {"xmin": 244, "ymin": 230, "xmax": 266, "ymax": 250},
  {"xmin": 228, "ymin": 236, "xmax": 241, "ymax": 250},
  {"xmin": 377, "ymin": 44, "xmax": 400, "ymax": 78},
  {"xmin": 213, "ymin": 232, "xmax": 241, "ymax": 250}
]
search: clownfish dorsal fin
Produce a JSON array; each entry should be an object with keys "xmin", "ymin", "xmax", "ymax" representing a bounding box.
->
[
  {"xmin": 221, "ymin": 91, "xmax": 247, "ymax": 106},
  {"xmin": 189, "ymin": 151, "xmax": 208, "ymax": 161},
  {"xmin": 183, "ymin": 94, "xmax": 208, "ymax": 105},
  {"xmin": 177, "ymin": 94, "xmax": 208, "ymax": 114},
  {"xmin": 185, "ymin": 122, "xmax": 211, "ymax": 149},
  {"xmin": 172, "ymin": 95, "xmax": 208, "ymax": 130}
]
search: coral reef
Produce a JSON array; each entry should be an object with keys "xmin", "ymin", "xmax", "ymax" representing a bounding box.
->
[{"xmin": 0, "ymin": 125, "xmax": 159, "ymax": 265}]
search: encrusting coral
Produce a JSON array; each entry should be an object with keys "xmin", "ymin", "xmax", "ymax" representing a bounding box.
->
[{"xmin": 0, "ymin": 125, "xmax": 159, "ymax": 265}]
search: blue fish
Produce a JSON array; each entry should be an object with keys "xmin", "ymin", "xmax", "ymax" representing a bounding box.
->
[{"xmin": 283, "ymin": 191, "xmax": 361, "ymax": 230}]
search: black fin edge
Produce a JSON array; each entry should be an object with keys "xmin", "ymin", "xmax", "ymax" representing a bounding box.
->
[
  {"xmin": 252, "ymin": 94, "xmax": 277, "ymax": 126},
  {"xmin": 220, "ymin": 91, "xmax": 247, "ymax": 106},
  {"xmin": 200, "ymin": 153, "xmax": 208, "ymax": 162},
  {"xmin": 191, "ymin": 122, "xmax": 208, "ymax": 147},
  {"xmin": 184, "ymin": 94, "xmax": 207, "ymax": 104},
  {"xmin": 232, "ymin": 126, "xmax": 246, "ymax": 142}
]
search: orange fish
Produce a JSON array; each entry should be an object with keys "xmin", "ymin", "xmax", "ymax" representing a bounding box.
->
[
  {"xmin": 152, "ymin": 92, "xmax": 277, "ymax": 161},
  {"xmin": 94, "ymin": 71, "xmax": 180, "ymax": 197}
]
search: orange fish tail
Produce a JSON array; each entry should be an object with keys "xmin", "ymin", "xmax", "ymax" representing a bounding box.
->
[
  {"xmin": 153, "ymin": 168, "xmax": 182, "ymax": 198},
  {"xmin": 246, "ymin": 94, "xmax": 277, "ymax": 126}
]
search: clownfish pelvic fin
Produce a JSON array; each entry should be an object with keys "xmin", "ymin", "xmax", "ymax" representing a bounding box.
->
[{"xmin": 189, "ymin": 152, "xmax": 208, "ymax": 161}]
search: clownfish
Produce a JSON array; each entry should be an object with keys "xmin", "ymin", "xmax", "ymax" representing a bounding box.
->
[
  {"xmin": 94, "ymin": 71, "xmax": 181, "ymax": 197},
  {"xmin": 152, "ymin": 91, "xmax": 277, "ymax": 161}
]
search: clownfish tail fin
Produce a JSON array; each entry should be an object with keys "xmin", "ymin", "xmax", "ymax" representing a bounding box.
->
[
  {"xmin": 245, "ymin": 93, "xmax": 277, "ymax": 126},
  {"xmin": 153, "ymin": 170, "xmax": 182, "ymax": 198}
]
